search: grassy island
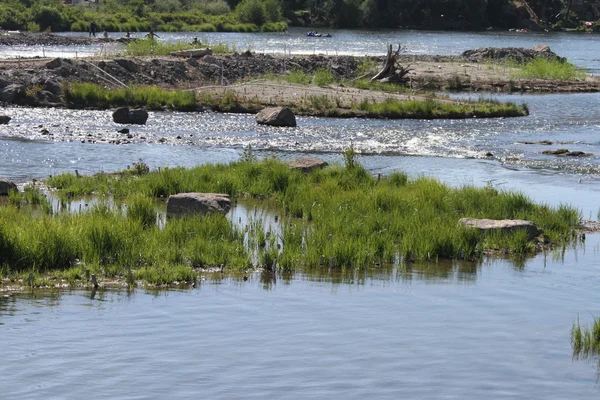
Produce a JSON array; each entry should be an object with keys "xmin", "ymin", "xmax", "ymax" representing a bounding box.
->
[{"xmin": 0, "ymin": 155, "xmax": 581, "ymax": 290}]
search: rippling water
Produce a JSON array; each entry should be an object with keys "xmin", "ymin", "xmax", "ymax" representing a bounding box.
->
[
  {"xmin": 2, "ymin": 28, "xmax": 599, "ymax": 72},
  {"xmin": 2, "ymin": 29, "xmax": 600, "ymax": 396},
  {"xmin": 2, "ymin": 234, "xmax": 600, "ymax": 399}
]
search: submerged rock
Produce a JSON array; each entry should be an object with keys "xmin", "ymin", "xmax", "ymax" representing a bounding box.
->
[
  {"xmin": 256, "ymin": 107, "xmax": 296, "ymax": 127},
  {"xmin": 459, "ymin": 218, "xmax": 542, "ymax": 241},
  {"xmin": 112, "ymin": 107, "xmax": 149, "ymax": 125},
  {"xmin": 542, "ymin": 149, "xmax": 592, "ymax": 156},
  {"xmin": 0, "ymin": 178, "xmax": 17, "ymax": 195},
  {"xmin": 288, "ymin": 157, "xmax": 328, "ymax": 172},
  {"xmin": 166, "ymin": 193, "xmax": 231, "ymax": 217}
]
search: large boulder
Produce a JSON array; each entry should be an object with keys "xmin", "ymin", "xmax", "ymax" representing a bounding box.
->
[
  {"xmin": 112, "ymin": 107, "xmax": 149, "ymax": 125},
  {"xmin": 256, "ymin": 107, "xmax": 296, "ymax": 127},
  {"xmin": 288, "ymin": 157, "xmax": 328, "ymax": 172},
  {"xmin": 459, "ymin": 218, "xmax": 542, "ymax": 241},
  {"xmin": 167, "ymin": 193, "xmax": 231, "ymax": 217},
  {"xmin": 0, "ymin": 115, "xmax": 10, "ymax": 124},
  {"xmin": 0, "ymin": 178, "xmax": 17, "ymax": 195}
]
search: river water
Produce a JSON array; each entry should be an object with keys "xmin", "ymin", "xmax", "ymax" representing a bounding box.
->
[{"xmin": 1, "ymin": 30, "xmax": 600, "ymax": 397}]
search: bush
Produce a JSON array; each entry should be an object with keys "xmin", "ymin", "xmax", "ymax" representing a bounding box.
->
[
  {"xmin": 194, "ymin": 0, "xmax": 231, "ymax": 15},
  {"xmin": 236, "ymin": 0, "xmax": 266, "ymax": 26}
]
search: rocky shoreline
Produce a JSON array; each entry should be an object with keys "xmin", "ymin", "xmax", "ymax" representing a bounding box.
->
[
  {"xmin": 0, "ymin": 31, "xmax": 123, "ymax": 46},
  {"xmin": 0, "ymin": 39, "xmax": 597, "ymax": 110}
]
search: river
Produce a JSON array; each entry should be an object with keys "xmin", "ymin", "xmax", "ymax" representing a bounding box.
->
[{"xmin": 1, "ymin": 29, "xmax": 600, "ymax": 397}]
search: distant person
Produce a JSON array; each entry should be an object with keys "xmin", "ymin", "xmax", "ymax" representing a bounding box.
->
[
  {"xmin": 125, "ymin": 31, "xmax": 131, "ymax": 39},
  {"xmin": 191, "ymin": 37, "xmax": 200, "ymax": 45},
  {"xmin": 89, "ymin": 21, "xmax": 97, "ymax": 37},
  {"xmin": 145, "ymin": 30, "xmax": 159, "ymax": 40},
  {"xmin": 103, "ymin": 30, "xmax": 108, "ymax": 39}
]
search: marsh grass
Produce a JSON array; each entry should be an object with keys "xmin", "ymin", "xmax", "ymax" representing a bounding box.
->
[
  {"xmin": 354, "ymin": 97, "xmax": 528, "ymax": 119},
  {"xmin": 511, "ymin": 58, "xmax": 585, "ymax": 80},
  {"xmin": 571, "ymin": 316, "xmax": 600, "ymax": 358},
  {"xmin": 124, "ymin": 38, "xmax": 233, "ymax": 57},
  {"xmin": 64, "ymin": 83, "xmax": 198, "ymax": 111},
  {"xmin": 37, "ymin": 158, "xmax": 580, "ymax": 281},
  {"xmin": 312, "ymin": 68, "xmax": 335, "ymax": 86}
]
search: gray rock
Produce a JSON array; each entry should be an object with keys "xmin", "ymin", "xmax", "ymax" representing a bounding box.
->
[
  {"xmin": 532, "ymin": 45, "xmax": 551, "ymax": 52},
  {"xmin": 256, "ymin": 107, "xmax": 296, "ymax": 127},
  {"xmin": 115, "ymin": 58, "xmax": 138, "ymax": 72},
  {"xmin": 112, "ymin": 107, "xmax": 148, "ymax": 125},
  {"xmin": 458, "ymin": 218, "xmax": 542, "ymax": 241},
  {"xmin": 167, "ymin": 193, "xmax": 231, "ymax": 217},
  {"xmin": 45, "ymin": 58, "xmax": 63, "ymax": 69},
  {"xmin": 0, "ymin": 114, "xmax": 10, "ymax": 124},
  {"xmin": 0, "ymin": 84, "xmax": 25, "ymax": 103},
  {"xmin": 112, "ymin": 107, "xmax": 130, "ymax": 123},
  {"xmin": 542, "ymin": 148, "xmax": 593, "ymax": 157},
  {"xmin": 288, "ymin": 157, "xmax": 328, "ymax": 172},
  {"xmin": 202, "ymin": 54, "xmax": 218, "ymax": 65},
  {"xmin": 43, "ymin": 78, "xmax": 62, "ymax": 97},
  {"xmin": 0, "ymin": 178, "xmax": 17, "ymax": 195},
  {"xmin": 129, "ymin": 109, "xmax": 149, "ymax": 125}
]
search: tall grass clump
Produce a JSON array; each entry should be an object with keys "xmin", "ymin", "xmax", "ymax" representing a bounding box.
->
[
  {"xmin": 312, "ymin": 68, "xmax": 335, "ymax": 86},
  {"xmin": 512, "ymin": 58, "xmax": 585, "ymax": 80},
  {"xmin": 63, "ymin": 83, "xmax": 197, "ymax": 111},
  {"xmin": 571, "ymin": 316, "xmax": 600, "ymax": 358},
  {"xmin": 125, "ymin": 38, "xmax": 232, "ymax": 56},
  {"xmin": 354, "ymin": 97, "xmax": 528, "ymax": 119}
]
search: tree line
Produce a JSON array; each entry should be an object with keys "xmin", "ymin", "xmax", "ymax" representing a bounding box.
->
[{"xmin": 0, "ymin": 0, "xmax": 597, "ymax": 32}]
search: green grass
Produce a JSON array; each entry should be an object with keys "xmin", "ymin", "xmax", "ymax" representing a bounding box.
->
[
  {"xmin": 63, "ymin": 83, "xmax": 198, "ymax": 111},
  {"xmin": 353, "ymin": 97, "xmax": 528, "ymax": 119},
  {"xmin": 571, "ymin": 316, "xmax": 600, "ymax": 358},
  {"xmin": 38, "ymin": 157, "xmax": 579, "ymax": 279},
  {"xmin": 511, "ymin": 58, "xmax": 586, "ymax": 80},
  {"xmin": 124, "ymin": 38, "xmax": 233, "ymax": 57}
]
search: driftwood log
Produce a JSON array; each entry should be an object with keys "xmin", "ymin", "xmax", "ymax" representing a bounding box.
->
[{"xmin": 371, "ymin": 44, "xmax": 413, "ymax": 83}]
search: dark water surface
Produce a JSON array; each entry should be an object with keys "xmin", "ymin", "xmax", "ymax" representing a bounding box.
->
[{"xmin": 2, "ymin": 234, "xmax": 600, "ymax": 399}]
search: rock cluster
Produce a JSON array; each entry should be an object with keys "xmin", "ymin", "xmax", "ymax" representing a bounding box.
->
[{"xmin": 461, "ymin": 46, "xmax": 565, "ymax": 64}]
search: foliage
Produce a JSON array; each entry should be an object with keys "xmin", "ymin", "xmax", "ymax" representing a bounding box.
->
[
  {"xmin": 0, "ymin": 0, "xmax": 596, "ymax": 32},
  {"xmin": 571, "ymin": 316, "xmax": 600, "ymax": 358},
  {"xmin": 63, "ymin": 82, "xmax": 198, "ymax": 111},
  {"xmin": 40, "ymin": 158, "xmax": 580, "ymax": 277},
  {"xmin": 511, "ymin": 58, "xmax": 585, "ymax": 80},
  {"xmin": 353, "ymin": 97, "xmax": 528, "ymax": 119}
]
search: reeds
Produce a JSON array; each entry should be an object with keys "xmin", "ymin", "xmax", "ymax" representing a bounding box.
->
[
  {"xmin": 63, "ymin": 83, "xmax": 198, "ymax": 111},
  {"xmin": 571, "ymin": 316, "xmax": 600, "ymax": 358},
  {"xmin": 354, "ymin": 97, "xmax": 528, "ymax": 119},
  {"xmin": 40, "ymin": 158, "xmax": 580, "ymax": 278},
  {"xmin": 511, "ymin": 58, "xmax": 585, "ymax": 80},
  {"xmin": 124, "ymin": 38, "xmax": 233, "ymax": 57}
]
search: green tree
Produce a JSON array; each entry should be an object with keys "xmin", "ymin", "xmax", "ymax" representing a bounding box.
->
[{"xmin": 236, "ymin": 0, "xmax": 266, "ymax": 25}]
